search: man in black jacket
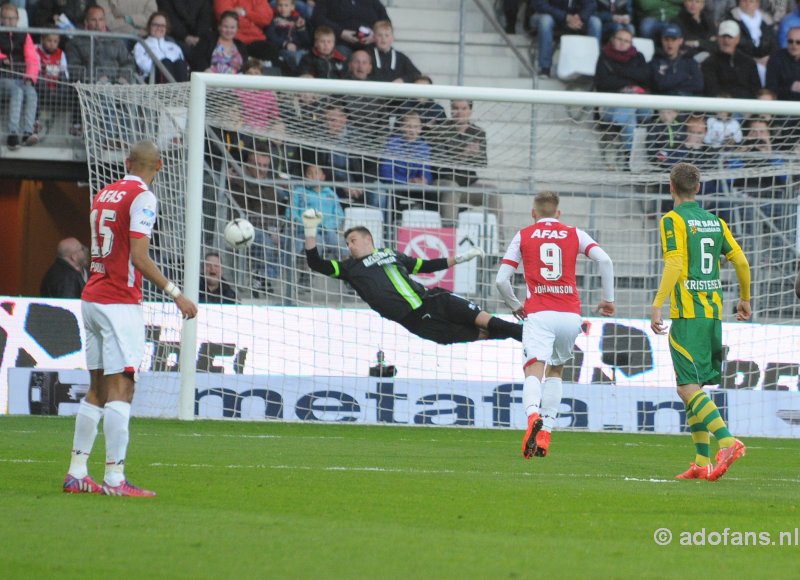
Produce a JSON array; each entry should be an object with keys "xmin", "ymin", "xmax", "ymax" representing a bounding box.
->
[
  {"xmin": 156, "ymin": 0, "xmax": 216, "ymax": 58},
  {"xmin": 766, "ymin": 26, "xmax": 800, "ymax": 101},
  {"xmin": 303, "ymin": 213, "xmax": 522, "ymax": 344},
  {"xmin": 701, "ymin": 20, "xmax": 760, "ymax": 98},
  {"xmin": 650, "ymin": 23, "xmax": 704, "ymax": 96},
  {"xmin": 40, "ymin": 238, "xmax": 88, "ymax": 298},
  {"xmin": 313, "ymin": 0, "xmax": 389, "ymax": 53}
]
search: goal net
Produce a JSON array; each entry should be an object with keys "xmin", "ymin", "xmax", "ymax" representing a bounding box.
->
[{"xmin": 74, "ymin": 76, "xmax": 800, "ymax": 437}]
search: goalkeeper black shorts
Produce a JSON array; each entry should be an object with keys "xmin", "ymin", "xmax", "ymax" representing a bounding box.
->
[{"xmin": 399, "ymin": 288, "xmax": 483, "ymax": 345}]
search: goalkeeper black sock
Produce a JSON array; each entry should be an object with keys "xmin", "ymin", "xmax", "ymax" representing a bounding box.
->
[{"xmin": 487, "ymin": 317, "xmax": 522, "ymax": 341}]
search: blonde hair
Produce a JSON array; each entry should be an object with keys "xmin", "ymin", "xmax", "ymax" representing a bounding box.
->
[{"xmin": 373, "ymin": 20, "xmax": 393, "ymax": 33}]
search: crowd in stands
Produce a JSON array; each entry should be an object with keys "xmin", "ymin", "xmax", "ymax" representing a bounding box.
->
[{"xmin": 11, "ymin": 0, "xmax": 798, "ymax": 301}]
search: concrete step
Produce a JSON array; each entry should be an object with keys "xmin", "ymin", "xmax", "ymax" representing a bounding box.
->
[
  {"xmin": 406, "ymin": 51, "xmax": 524, "ymax": 77},
  {"xmin": 388, "ymin": 7, "xmax": 487, "ymax": 33},
  {"xmin": 395, "ymin": 29, "xmax": 532, "ymax": 49}
]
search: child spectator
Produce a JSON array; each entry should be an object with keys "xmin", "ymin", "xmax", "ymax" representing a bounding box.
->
[
  {"xmin": 379, "ymin": 111, "xmax": 434, "ymax": 215},
  {"xmin": 704, "ymin": 104, "xmax": 743, "ymax": 149},
  {"xmin": 36, "ymin": 31, "xmax": 70, "ymax": 136},
  {"xmin": 647, "ymin": 108, "xmax": 681, "ymax": 166},
  {"xmin": 236, "ymin": 57, "xmax": 280, "ymax": 133},
  {"xmin": 37, "ymin": 31, "xmax": 68, "ymax": 91},
  {"xmin": 297, "ymin": 25, "xmax": 347, "ymax": 78},
  {"xmin": 370, "ymin": 20, "xmax": 420, "ymax": 83},
  {"xmin": 133, "ymin": 12, "xmax": 189, "ymax": 83},
  {"xmin": 288, "ymin": 153, "xmax": 346, "ymax": 258},
  {"xmin": 267, "ymin": 0, "xmax": 311, "ymax": 73},
  {"xmin": 0, "ymin": 2, "xmax": 40, "ymax": 149}
]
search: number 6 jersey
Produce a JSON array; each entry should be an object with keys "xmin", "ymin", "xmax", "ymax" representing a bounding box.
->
[
  {"xmin": 500, "ymin": 218, "xmax": 598, "ymax": 315},
  {"xmin": 82, "ymin": 175, "xmax": 157, "ymax": 305}
]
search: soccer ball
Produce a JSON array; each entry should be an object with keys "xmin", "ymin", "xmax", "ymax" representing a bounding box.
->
[{"xmin": 224, "ymin": 218, "xmax": 255, "ymax": 250}]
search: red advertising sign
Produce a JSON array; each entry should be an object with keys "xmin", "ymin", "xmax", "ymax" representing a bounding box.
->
[{"xmin": 396, "ymin": 227, "xmax": 455, "ymax": 290}]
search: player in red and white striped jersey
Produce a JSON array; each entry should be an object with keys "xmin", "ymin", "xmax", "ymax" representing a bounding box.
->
[
  {"xmin": 64, "ymin": 141, "xmax": 197, "ymax": 498},
  {"xmin": 495, "ymin": 191, "xmax": 615, "ymax": 459}
]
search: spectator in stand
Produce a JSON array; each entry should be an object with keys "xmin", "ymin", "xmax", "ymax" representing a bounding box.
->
[
  {"xmin": 267, "ymin": 0, "xmax": 311, "ymax": 73},
  {"xmin": 313, "ymin": 0, "xmax": 389, "ymax": 55},
  {"xmin": 347, "ymin": 47, "xmax": 372, "ymax": 80},
  {"xmin": 647, "ymin": 108, "xmax": 682, "ymax": 166},
  {"xmin": 727, "ymin": 116, "xmax": 790, "ymax": 224},
  {"xmin": 277, "ymin": 74, "xmax": 323, "ymax": 132},
  {"xmin": 288, "ymin": 153, "xmax": 347, "ymax": 259},
  {"xmin": 403, "ymin": 74, "xmax": 447, "ymax": 130},
  {"xmin": 297, "ymin": 25, "xmax": 348, "ymax": 78},
  {"xmin": 704, "ymin": 98, "xmax": 744, "ymax": 149},
  {"xmin": 191, "ymin": 10, "xmax": 248, "ymax": 74},
  {"xmin": 429, "ymin": 100, "xmax": 503, "ymax": 231},
  {"xmin": 714, "ymin": 0, "xmax": 787, "ymax": 32},
  {"xmin": 199, "ymin": 252, "xmax": 237, "ymax": 303},
  {"xmin": 155, "ymin": 0, "xmax": 215, "ymax": 59},
  {"xmin": 766, "ymin": 25, "xmax": 800, "ymax": 100},
  {"xmin": 40, "ymin": 237, "xmax": 88, "ymax": 298},
  {"xmin": 33, "ymin": 0, "xmax": 94, "ymax": 30},
  {"xmin": 674, "ymin": 0, "xmax": 716, "ymax": 60},
  {"xmin": 214, "ymin": 0, "xmax": 277, "ymax": 62},
  {"xmin": 36, "ymin": 31, "xmax": 72, "ymax": 135},
  {"xmin": 370, "ymin": 20, "xmax": 420, "ymax": 83},
  {"xmin": 68, "ymin": 4, "xmax": 138, "ymax": 137},
  {"xmin": 133, "ymin": 11, "xmax": 189, "ymax": 82},
  {"xmin": 316, "ymin": 100, "xmax": 384, "ymax": 216},
  {"xmin": 596, "ymin": 0, "xmax": 634, "ymax": 41},
  {"xmin": 379, "ymin": 110, "xmax": 434, "ymax": 217},
  {"xmin": 344, "ymin": 48, "xmax": 393, "ymax": 143},
  {"xmin": 530, "ymin": 0, "xmax": 602, "ymax": 78},
  {"xmin": 595, "ymin": 28, "xmax": 652, "ymax": 155},
  {"xmin": 96, "ymin": 0, "xmax": 158, "ymax": 38},
  {"xmin": 66, "ymin": 5, "xmax": 136, "ymax": 84},
  {"xmin": 228, "ymin": 146, "xmax": 285, "ymax": 297},
  {"xmin": 725, "ymin": 0, "xmax": 778, "ymax": 85},
  {"xmin": 650, "ymin": 23, "xmax": 704, "ymax": 95},
  {"xmin": 701, "ymin": 20, "xmax": 761, "ymax": 98},
  {"xmin": 779, "ymin": 6, "xmax": 800, "ymax": 48},
  {"xmin": 634, "ymin": 0, "xmax": 683, "ymax": 40},
  {"xmin": 0, "ymin": 3, "xmax": 40, "ymax": 149},
  {"xmin": 236, "ymin": 57, "xmax": 280, "ymax": 134},
  {"xmin": 271, "ymin": 0, "xmax": 314, "ymax": 21}
]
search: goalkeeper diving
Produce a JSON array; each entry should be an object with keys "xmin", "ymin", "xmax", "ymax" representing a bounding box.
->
[{"xmin": 302, "ymin": 209, "xmax": 522, "ymax": 344}]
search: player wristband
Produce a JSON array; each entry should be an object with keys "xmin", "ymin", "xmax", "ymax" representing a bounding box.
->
[{"xmin": 164, "ymin": 281, "xmax": 182, "ymax": 299}]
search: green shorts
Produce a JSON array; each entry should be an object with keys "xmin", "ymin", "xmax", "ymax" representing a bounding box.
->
[{"xmin": 668, "ymin": 317, "xmax": 723, "ymax": 386}]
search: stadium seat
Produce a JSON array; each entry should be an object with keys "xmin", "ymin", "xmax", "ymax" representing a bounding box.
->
[
  {"xmin": 400, "ymin": 209, "xmax": 442, "ymax": 228},
  {"xmin": 344, "ymin": 207, "xmax": 384, "ymax": 249},
  {"xmin": 633, "ymin": 37, "xmax": 655, "ymax": 62},
  {"xmin": 457, "ymin": 210, "xmax": 500, "ymax": 255},
  {"xmin": 454, "ymin": 211, "xmax": 499, "ymax": 295},
  {"xmin": 628, "ymin": 126, "xmax": 654, "ymax": 173},
  {"xmin": 556, "ymin": 35, "xmax": 600, "ymax": 81},
  {"xmin": 17, "ymin": 8, "xmax": 27, "ymax": 28}
]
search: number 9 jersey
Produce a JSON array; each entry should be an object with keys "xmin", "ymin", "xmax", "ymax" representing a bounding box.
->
[
  {"xmin": 500, "ymin": 217, "xmax": 599, "ymax": 315},
  {"xmin": 82, "ymin": 175, "xmax": 157, "ymax": 305}
]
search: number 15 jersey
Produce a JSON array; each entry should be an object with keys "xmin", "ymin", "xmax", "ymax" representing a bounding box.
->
[
  {"xmin": 82, "ymin": 175, "xmax": 157, "ymax": 305},
  {"xmin": 501, "ymin": 218, "xmax": 598, "ymax": 315}
]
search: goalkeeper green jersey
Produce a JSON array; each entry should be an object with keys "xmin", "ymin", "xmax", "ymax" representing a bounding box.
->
[{"xmin": 659, "ymin": 201, "xmax": 744, "ymax": 320}]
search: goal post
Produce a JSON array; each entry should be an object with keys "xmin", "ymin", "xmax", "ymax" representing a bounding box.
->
[{"xmin": 72, "ymin": 75, "xmax": 800, "ymax": 436}]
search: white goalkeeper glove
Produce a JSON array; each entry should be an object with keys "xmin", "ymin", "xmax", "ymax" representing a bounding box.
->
[
  {"xmin": 454, "ymin": 246, "xmax": 485, "ymax": 264},
  {"xmin": 302, "ymin": 208, "xmax": 323, "ymax": 238}
]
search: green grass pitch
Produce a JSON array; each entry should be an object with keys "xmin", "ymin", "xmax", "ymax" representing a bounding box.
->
[{"xmin": 1, "ymin": 416, "xmax": 798, "ymax": 579}]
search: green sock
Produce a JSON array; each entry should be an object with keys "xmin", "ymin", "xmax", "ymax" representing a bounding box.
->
[
  {"xmin": 685, "ymin": 406, "xmax": 710, "ymax": 467},
  {"xmin": 687, "ymin": 391, "xmax": 734, "ymax": 448}
]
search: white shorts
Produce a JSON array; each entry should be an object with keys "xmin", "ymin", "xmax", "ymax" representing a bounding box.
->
[
  {"xmin": 82, "ymin": 301, "xmax": 145, "ymax": 377},
  {"xmin": 522, "ymin": 311, "xmax": 582, "ymax": 367}
]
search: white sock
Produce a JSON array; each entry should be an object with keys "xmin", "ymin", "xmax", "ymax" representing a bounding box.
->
[
  {"xmin": 540, "ymin": 377, "xmax": 563, "ymax": 432},
  {"xmin": 103, "ymin": 401, "xmax": 131, "ymax": 487},
  {"xmin": 523, "ymin": 375, "xmax": 542, "ymax": 417},
  {"xmin": 68, "ymin": 399, "xmax": 103, "ymax": 478}
]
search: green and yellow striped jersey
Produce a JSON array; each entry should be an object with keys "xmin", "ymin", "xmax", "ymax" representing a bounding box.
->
[{"xmin": 659, "ymin": 201, "xmax": 743, "ymax": 320}]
